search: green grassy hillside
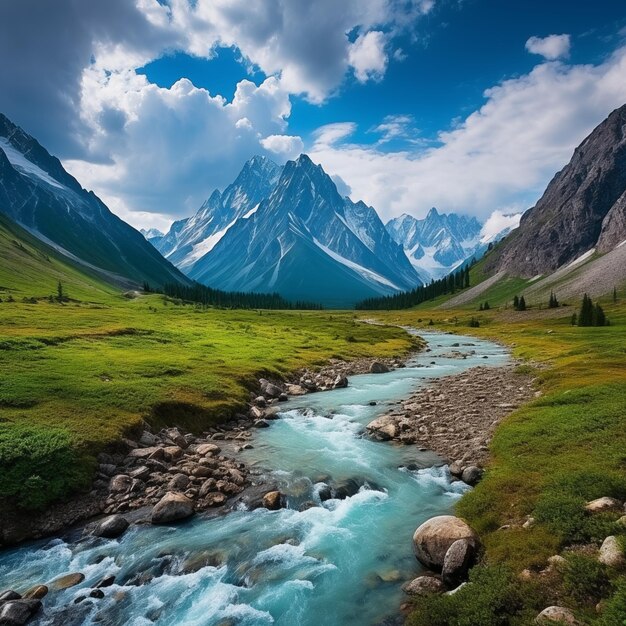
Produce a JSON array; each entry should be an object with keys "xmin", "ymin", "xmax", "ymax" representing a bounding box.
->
[{"xmin": 0, "ymin": 215, "xmax": 416, "ymax": 510}]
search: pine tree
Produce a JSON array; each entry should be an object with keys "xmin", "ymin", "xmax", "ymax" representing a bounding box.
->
[
  {"xmin": 518, "ymin": 296, "xmax": 526, "ymax": 311},
  {"xmin": 593, "ymin": 303, "xmax": 606, "ymax": 327},
  {"xmin": 613, "ymin": 287, "xmax": 618, "ymax": 303},
  {"xmin": 578, "ymin": 294, "xmax": 594, "ymax": 326},
  {"xmin": 548, "ymin": 291, "xmax": 559, "ymax": 308},
  {"xmin": 483, "ymin": 301, "xmax": 490, "ymax": 310},
  {"xmin": 464, "ymin": 267, "xmax": 470, "ymax": 288},
  {"xmin": 513, "ymin": 295, "xmax": 519, "ymax": 310},
  {"xmin": 57, "ymin": 281, "xmax": 63, "ymax": 302},
  {"xmin": 571, "ymin": 312, "xmax": 577, "ymax": 326},
  {"xmin": 479, "ymin": 303, "xmax": 483, "ymax": 311}
]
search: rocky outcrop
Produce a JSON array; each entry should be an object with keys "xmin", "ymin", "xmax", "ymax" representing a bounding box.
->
[
  {"xmin": 598, "ymin": 536, "xmax": 626, "ymax": 568},
  {"xmin": 487, "ymin": 103, "xmax": 626, "ymax": 276},
  {"xmin": 412, "ymin": 515, "xmax": 479, "ymax": 573}
]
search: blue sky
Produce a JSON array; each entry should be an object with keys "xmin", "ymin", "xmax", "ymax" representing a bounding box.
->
[
  {"xmin": 1, "ymin": 0, "xmax": 625, "ymax": 230},
  {"xmin": 139, "ymin": 0, "xmax": 626, "ymax": 151}
]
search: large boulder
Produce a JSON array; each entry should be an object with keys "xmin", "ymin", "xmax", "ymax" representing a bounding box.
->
[
  {"xmin": 442, "ymin": 539, "xmax": 476, "ymax": 587},
  {"xmin": 93, "ymin": 515, "xmax": 129, "ymax": 539},
  {"xmin": 413, "ymin": 515, "xmax": 479, "ymax": 571},
  {"xmin": 109, "ymin": 474, "xmax": 132, "ymax": 493},
  {"xmin": 0, "ymin": 600, "xmax": 41, "ymax": 625},
  {"xmin": 598, "ymin": 536, "xmax": 626, "ymax": 568},
  {"xmin": 402, "ymin": 576, "xmax": 445, "ymax": 596},
  {"xmin": 195, "ymin": 443, "xmax": 221, "ymax": 457},
  {"xmin": 535, "ymin": 606, "xmax": 580, "ymax": 625},
  {"xmin": 151, "ymin": 492, "xmax": 194, "ymax": 524},
  {"xmin": 333, "ymin": 375, "xmax": 348, "ymax": 389},
  {"xmin": 370, "ymin": 361, "xmax": 390, "ymax": 374}
]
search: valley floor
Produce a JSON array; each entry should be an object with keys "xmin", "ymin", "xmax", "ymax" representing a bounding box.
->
[
  {"xmin": 372, "ymin": 296, "xmax": 626, "ymax": 625},
  {"xmin": 0, "ymin": 293, "xmax": 416, "ymax": 542}
]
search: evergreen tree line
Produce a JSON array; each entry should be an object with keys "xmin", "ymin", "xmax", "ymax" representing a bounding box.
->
[
  {"xmin": 572, "ymin": 293, "xmax": 608, "ymax": 327},
  {"xmin": 355, "ymin": 266, "xmax": 471, "ymax": 311},
  {"xmin": 145, "ymin": 281, "xmax": 323, "ymax": 310},
  {"xmin": 512, "ymin": 295, "xmax": 526, "ymax": 311}
]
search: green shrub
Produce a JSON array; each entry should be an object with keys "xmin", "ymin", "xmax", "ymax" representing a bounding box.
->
[
  {"xmin": 562, "ymin": 554, "xmax": 611, "ymax": 606},
  {"xmin": 599, "ymin": 580, "xmax": 626, "ymax": 626},
  {"xmin": 0, "ymin": 424, "xmax": 93, "ymax": 510},
  {"xmin": 407, "ymin": 565, "xmax": 544, "ymax": 626}
]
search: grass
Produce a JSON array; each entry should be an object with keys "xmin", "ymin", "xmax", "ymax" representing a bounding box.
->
[
  {"xmin": 372, "ymin": 288, "xmax": 626, "ymax": 623},
  {"xmin": 0, "ymin": 217, "xmax": 417, "ymax": 511}
]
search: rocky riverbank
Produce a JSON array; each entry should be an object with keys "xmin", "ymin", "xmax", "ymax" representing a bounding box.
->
[
  {"xmin": 0, "ymin": 345, "xmax": 419, "ymax": 549},
  {"xmin": 366, "ymin": 362, "xmax": 538, "ymax": 470}
]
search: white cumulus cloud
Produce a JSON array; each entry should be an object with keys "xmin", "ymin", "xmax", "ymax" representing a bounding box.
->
[
  {"xmin": 260, "ymin": 134, "xmax": 304, "ymax": 157},
  {"xmin": 348, "ymin": 31, "xmax": 389, "ymax": 83},
  {"xmin": 525, "ymin": 34, "xmax": 571, "ymax": 60}
]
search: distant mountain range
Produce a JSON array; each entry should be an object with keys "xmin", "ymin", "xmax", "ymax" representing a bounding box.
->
[
  {"xmin": 0, "ymin": 113, "xmax": 186, "ymax": 288},
  {"xmin": 148, "ymin": 155, "xmax": 513, "ymax": 306}
]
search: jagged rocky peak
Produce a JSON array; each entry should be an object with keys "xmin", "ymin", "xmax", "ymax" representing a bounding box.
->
[{"xmin": 488, "ymin": 103, "xmax": 626, "ymax": 276}]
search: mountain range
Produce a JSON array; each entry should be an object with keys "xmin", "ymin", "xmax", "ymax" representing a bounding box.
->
[
  {"xmin": 0, "ymin": 114, "xmax": 186, "ymax": 288},
  {"xmin": 148, "ymin": 155, "xmax": 512, "ymax": 306}
]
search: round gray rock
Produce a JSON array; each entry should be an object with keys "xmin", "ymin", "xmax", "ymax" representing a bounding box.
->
[
  {"xmin": 535, "ymin": 606, "xmax": 580, "ymax": 624},
  {"xmin": 413, "ymin": 515, "xmax": 479, "ymax": 571},
  {"xmin": 461, "ymin": 466, "xmax": 483, "ymax": 486}
]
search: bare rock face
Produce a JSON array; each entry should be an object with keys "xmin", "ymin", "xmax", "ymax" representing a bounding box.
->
[
  {"xmin": 413, "ymin": 515, "xmax": 479, "ymax": 571},
  {"xmin": 487, "ymin": 103, "xmax": 626, "ymax": 276},
  {"xmin": 151, "ymin": 492, "xmax": 194, "ymax": 524}
]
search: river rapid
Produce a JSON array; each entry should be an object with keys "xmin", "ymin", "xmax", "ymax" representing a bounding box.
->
[{"xmin": 0, "ymin": 330, "xmax": 508, "ymax": 626}]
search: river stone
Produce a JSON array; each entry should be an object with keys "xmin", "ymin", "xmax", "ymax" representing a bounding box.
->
[
  {"xmin": 413, "ymin": 515, "xmax": 479, "ymax": 571},
  {"xmin": 168, "ymin": 473, "xmax": 190, "ymax": 491},
  {"xmin": 333, "ymin": 375, "xmax": 348, "ymax": 389},
  {"xmin": 370, "ymin": 361, "xmax": 390, "ymax": 374},
  {"xmin": 128, "ymin": 446, "xmax": 164, "ymax": 461},
  {"xmin": 151, "ymin": 492, "xmax": 194, "ymax": 524},
  {"xmin": 49, "ymin": 572, "xmax": 85, "ymax": 590},
  {"xmin": 95, "ymin": 575, "xmax": 116, "ymax": 588},
  {"xmin": 263, "ymin": 491, "xmax": 283, "ymax": 510},
  {"xmin": 139, "ymin": 431, "xmax": 158, "ymax": 447},
  {"xmin": 333, "ymin": 478, "xmax": 362, "ymax": 499},
  {"xmin": 164, "ymin": 428, "xmax": 188, "ymax": 449},
  {"xmin": 317, "ymin": 484, "xmax": 333, "ymax": 502},
  {"xmin": 195, "ymin": 443, "xmax": 221, "ymax": 456},
  {"xmin": 442, "ymin": 538, "xmax": 476, "ymax": 587},
  {"xmin": 254, "ymin": 419, "xmax": 270, "ymax": 428},
  {"xmin": 448, "ymin": 461, "xmax": 464, "ymax": 477},
  {"xmin": 366, "ymin": 416, "xmax": 398, "ymax": 441},
  {"xmin": 93, "ymin": 515, "xmax": 129, "ymax": 539},
  {"xmin": 598, "ymin": 536, "xmax": 626, "ymax": 568},
  {"xmin": 249, "ymin": 406, "xmax": 264, "ymax": 420},
  {"xmin": 0, "ymin": 591, "xmax": 21, "ymax": 603},
  {"xmin": 21, "ymin": 585, "xmax": 47, "ymax": 600},
  {"xmin": 0, "ymin": 600, "xmax": 41, "ymax": 625},
  {"xmin": 260, "ymin": 379, "xmax": 283, "ymax": 399},
  {"xmin": 402, "ymin": 576, "xmax": 445, "ymax": 596},
  {"xmin": 461, "ymin": 466, "xmax": 483, "ymax": 486},
  {"xmin": 109, "ymin": 474, "xmax": 132, "ymax": 493},
  {"xmin": 535, "ymin": 606, "xmax": 580, "ymax": 624},
  {"xmin": 204, "ymin": 492, "xmax": 227, "ymax": 507},
  {"xmin": 585, "ymin": 497, "xmax": 622, "ymax": 513},
  {"xmin": 163, "ymin": 446, "xmax": 183, "ymax": 462}
]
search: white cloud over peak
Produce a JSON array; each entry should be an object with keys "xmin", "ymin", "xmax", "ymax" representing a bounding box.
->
[
  {"xmin": 260, "ymin": 134, "xmax": 304, "ymax": 157},
  {"xmin": 480, "ymin": 211, "xmax": 522, "ymax": 244},
  {"xmin": 309, "ymin": 44, "xmax": 626, "ymax": 222},
  {"xmin": 348, "ymin": 31, "xmax": 389, "ymax": 83},
  {"xmin": 525, "ymin": 34, "xmax": 571, "ymax": 60}
]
